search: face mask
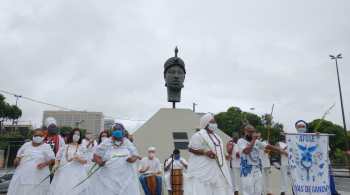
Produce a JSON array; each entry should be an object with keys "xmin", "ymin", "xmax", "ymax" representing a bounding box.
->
[
  {"xmin": 208, "ymin": 123, "xmax": 218, "ymax": 131},
  {"xmin": 245, "ymin": 135, "xmax": 252, "ymax": 142},
  {"xmin": 33, "ymin": 136, "xmax": 44, "ymax": 144},
  {"xmin": 297, "ymin": 127, "xmax": 307, "ymax": 133},
  {"xmin": 174, "ymin": 154, "xmax": 180, "ymax": 160},
  {"xmin": 114, "ymin": 140, "xmax": 122, "ymax": 145},
  {"xmin": 112, "ymin": 130, "xmax": 124, "ymax": 139},
  {"xmin": 73, "ymin": 135, "xmax": 80, "ymax": 142},
  {"xmin": 101, "ymin": 137, "xmax": 108, "ymax": 142}
]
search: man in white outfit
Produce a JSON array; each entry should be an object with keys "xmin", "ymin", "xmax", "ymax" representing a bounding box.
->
[
  {"xmin": 277, "ymin": 135, "xmax": 289, "ymax": 195},
  {"xmin": 256, "ymin": 132, "xmax": 273, "ymax": 195},
  {"xmin": 164, "ymin": 149, "xmax": 188, "ymax": 194},
  {"xmin": 185, "ymin": 113, "xmax": 233, "ymax": 195},
  {"xmin": 226, "ymin": 133, "xmax": 240, "ymax": 195},
  {"xmin": 238, "ymin": 124, "xmax": 287, "ymax": 195}
]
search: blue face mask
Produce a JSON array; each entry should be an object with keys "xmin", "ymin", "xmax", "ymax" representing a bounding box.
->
[
  {"xmin": 174, "ymin": 154, "xmax": 180, "ymax": 160},
  {"xmin": 112, "ymin": 130, "xmax": 124, "ymax": 139}
]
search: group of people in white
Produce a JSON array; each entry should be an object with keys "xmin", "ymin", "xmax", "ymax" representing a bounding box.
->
[{"xmin": 6, "ymin": 113, "xmax": 329, "ymax": 195}]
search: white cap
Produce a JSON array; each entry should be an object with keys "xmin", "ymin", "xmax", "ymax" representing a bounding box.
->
[{"xmin": 148, "ymin": 146, "xmax": 156, "ymax": 152}]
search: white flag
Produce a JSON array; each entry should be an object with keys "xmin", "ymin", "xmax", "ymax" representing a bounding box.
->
[{"xmin": 286, "ymin": 133, "xmax": 330, "ymax": 195}]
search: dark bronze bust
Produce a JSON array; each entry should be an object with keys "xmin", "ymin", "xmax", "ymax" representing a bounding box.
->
[{"xmin": 164, "ymin": 47, "xmax": 186, "ymax": 107}]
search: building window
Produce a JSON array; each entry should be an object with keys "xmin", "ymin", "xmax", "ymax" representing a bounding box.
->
[
  {"xmin": 174, "ymin": 141, "xmax": 189, "ymax": 150},
  {"xmin": 172, "ymin": 132, "xmax": 188, "ymax": 140},
  {"xmin": 172, "ymin": 132, "xmax": 189, "ymax": 150}
]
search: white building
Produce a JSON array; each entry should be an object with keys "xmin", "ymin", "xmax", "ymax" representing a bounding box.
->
[
  {"xmin": 43, "ymin": 111, "xmax": 104, "ymax": 135},
  {"xmin": 104, "ymin": 118, "xmax": 115, "ymax": 130}
]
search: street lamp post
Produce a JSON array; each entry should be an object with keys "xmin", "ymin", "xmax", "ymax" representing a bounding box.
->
[{"xmin": 329, "ymin": 53, "xmax": 350, "ymax": 174}]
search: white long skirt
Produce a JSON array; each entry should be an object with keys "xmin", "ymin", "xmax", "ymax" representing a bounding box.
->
[
  {"xmin": 49, "ymin": 162, "xmax": 88, "ymax": 195},
  {"xmin": 85, "ymin": 157, "xmax": 140, "ymax": 195},
  {"xmin": 184, "ymin": 176, "xmax": 232, "ymax": 195},
  {"xmin": 7, "ymin": 174, "xmax": 49, "ymax": 195}
]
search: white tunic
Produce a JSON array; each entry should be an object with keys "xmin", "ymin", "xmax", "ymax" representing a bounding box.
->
[
  {"xmin": 184, "ymin": 129, "xmax": 233, "ymax": 195},
  {"xmin": 7, "ymin": 142, "xmax": 55, "ymax": 195},
  {"xmin": 230, "ymin": 143, "xmax": 241, "ymax": 168},
  {"xmin": 49, "ymin": 144, "xmax": 88, "ymax": 195},
  {"xmin": 260, "ymin": 141, "xmax": 271, "ymax": 168},
  {"xmin": 278, "ymin": 141, "xmax": 288, "ymax": 166},
  {"xmin": 164, "ymin": 157, "xmax": 188, "ymax": 190},
  {"xmin": 85, "ymin": 138, "xmax": 140, "ymax": 195}
]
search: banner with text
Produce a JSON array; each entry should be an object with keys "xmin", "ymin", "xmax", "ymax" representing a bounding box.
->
[{"xmin": 286, "ymin": 133, "xmax": 330, "ymax": 195}]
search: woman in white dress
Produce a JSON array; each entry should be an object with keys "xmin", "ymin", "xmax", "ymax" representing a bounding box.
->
[
  {"xmin": 86, "ymin": 129, "xmax": 141, "ymax": 195},
  {"xmin": 49, "ymin": 128, "xmax": 88, "ymax": 195},
  {"xmin": 7, "ymin": 129, "xmax": 55, "ymax": 195}
]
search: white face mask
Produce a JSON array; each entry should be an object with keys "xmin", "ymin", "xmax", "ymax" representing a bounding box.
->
[
  {"xmin": 114, "ymin": 140, "xmax": 122, "ymax": 145},
  {"xmin": 73, "ymin": 134, "xmax": 80, "ymax": 143},
  {"xmin": 101, "ymin": 137, "xmax": 108, "ymax": 142},
  {"xmin": 33, "ymin": 136, "xmax": 44, "ymax": 144},
  {"xmin": 297, "ymin": 127, "xmax": 307, "ymax": 133},
  {"xmin": 208, "ymin": 123, "xmax": 218, "ymax": 131}
]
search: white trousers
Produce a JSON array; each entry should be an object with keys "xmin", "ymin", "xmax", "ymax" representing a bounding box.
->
[
  {"xmin": 280, "ymin": 165, "xmax": 289, "ymax": 193},
  {"xmin": 229, "ymin": 167, "xmax": 240, "ymax": 192},
  {"xmin": 240, "ymin": 167, "xmax": 263, "ymax": 195},
  {"xmin": 262, "ymin": 167, "xmax": 272, "ymax": 194}
]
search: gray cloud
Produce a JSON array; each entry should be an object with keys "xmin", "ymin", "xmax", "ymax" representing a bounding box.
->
[{"xmin": 0, "ymin": 0, "xmax": 349, "ymax": 131}]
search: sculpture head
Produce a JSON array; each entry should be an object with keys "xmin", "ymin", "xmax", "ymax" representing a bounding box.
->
[{"xmin": 164, "ymin": 47, "xmax": 186, "ymax": 103}]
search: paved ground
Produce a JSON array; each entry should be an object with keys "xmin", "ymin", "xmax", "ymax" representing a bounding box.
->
[
  {"xmin": 334, "ymin": 177, "xmax": 350, "ymax": 193},
  {"xmin": 1, "ymin": 168, "xmax": 349, "ymax": 194}
]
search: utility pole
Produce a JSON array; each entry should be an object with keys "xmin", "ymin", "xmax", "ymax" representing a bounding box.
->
[
  {"xmin": 192, "ymin": 102, "xmax": 197, "ymax": 112},
  {"xmin": 330, "ymin": 53, "xmax": 350, "ymax": 175}
]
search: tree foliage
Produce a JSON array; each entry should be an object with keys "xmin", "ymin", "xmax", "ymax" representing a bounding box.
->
[
  {"xmin": 214, "ymin": 106, "xmax": 283, "ymax": 144},
  {"xmin": 0, "ymin": 94, "xmax": 23, "ymax": 129},
  {"xmin": 309, "ymin": 119, "xmax": 350, "ymax": 163}
]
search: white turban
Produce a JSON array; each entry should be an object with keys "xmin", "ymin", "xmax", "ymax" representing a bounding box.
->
[
  {"xmin": 44, "ymin": 117, "xmax": 57, "ymax": 127},
  {"xmin": 199, "ymin": 113, "xmax": 214, "ymax": 129}
]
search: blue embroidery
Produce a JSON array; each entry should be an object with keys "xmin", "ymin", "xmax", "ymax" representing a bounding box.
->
[
  {"xmin": 240, "ymin": 158, "xmax": 252, "ymax": 177},
  {"xmin": 298, "ymin": 144, "xmax": 317, "ymax": 181}
]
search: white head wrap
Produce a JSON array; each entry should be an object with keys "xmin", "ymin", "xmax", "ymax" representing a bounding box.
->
[
  {"xmin": 44, "ymin": 117, "xmax": 57, "ymax": 127},
  {"xmin": 148, "ymin": 146, "xmax": 156, "ymax": 152},
  {"xmin": 199, "ymin": 113, "xmax": 214, "ymax": 129}
]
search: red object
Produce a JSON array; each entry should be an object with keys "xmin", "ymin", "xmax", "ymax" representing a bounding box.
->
[{"xmin": 45, "ymin": 135, "xmax": 60, "ymax": 155}]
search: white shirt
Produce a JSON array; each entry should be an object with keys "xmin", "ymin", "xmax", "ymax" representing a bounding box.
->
[
  {"xmin": 165, "ymin": 157, "xmax": 188, "ymax": 170},
  {"xmin": 237, "ymin": 138, "xmax": 267, "ymax": 167},
  {"xmin": 14, "ymin": 142, "xmax": 55, "ymax": 184},
  {"xmin": 278, "ymin": 141, "xmax": 288, "ymax": 166},
  {"xmin": 139, "ymin": 157, "xmax": 162, "ymax": 174}
]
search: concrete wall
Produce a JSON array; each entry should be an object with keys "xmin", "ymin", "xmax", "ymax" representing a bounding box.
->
[{"xmin": 133, "ymin": 108, "xmax": 231, "ymax": 163}]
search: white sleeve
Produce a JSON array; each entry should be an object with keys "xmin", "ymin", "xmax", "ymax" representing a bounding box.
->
[
  {"xmin": 180, "ymin": 157, "xmax": 188, "ymax": 166},
  {"xmin": 188, "ymin": 133, "xmax": 203, "ymax": 150},
  {"xmin": 56, "ymin": 145, "xmax": 65, "ymax": 161},
  {"xmin": 255, "ymin": 140, "xmax": 267, "ymax": 150},
  {"xmin": 94, "ymin": 140, "xmax": 109, "ymax": 160},
  {"xmin": 59, "ymin": 135, "xmax": 65, "ymax": 149},
  {"xmin": 125, "ymin": 139, "xmax": 139, "ymax": 156},
  {"xmin": 164, "ymin": 158, "xmax": 172, "ymax": 167},
  {"xmin": 16, "ymin": 143, "xmax": 27, "ymax": 157},
  {"xmin": 237, "ymin": 139, "xmax": 247, "ymax": 153},
  {"xmin": 44, "ymin": 144, "xmax": 55, "ymax": 161}
]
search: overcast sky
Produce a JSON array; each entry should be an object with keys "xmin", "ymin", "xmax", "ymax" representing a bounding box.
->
[{"xmin": 0, "ymin": 0, "xmax": 349, "ymax": 132}]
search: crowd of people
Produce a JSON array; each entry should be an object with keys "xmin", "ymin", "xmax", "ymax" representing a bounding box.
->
[{"xmin": 6, "ymin": 114, "xmax": 338, "ymax": 195}]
